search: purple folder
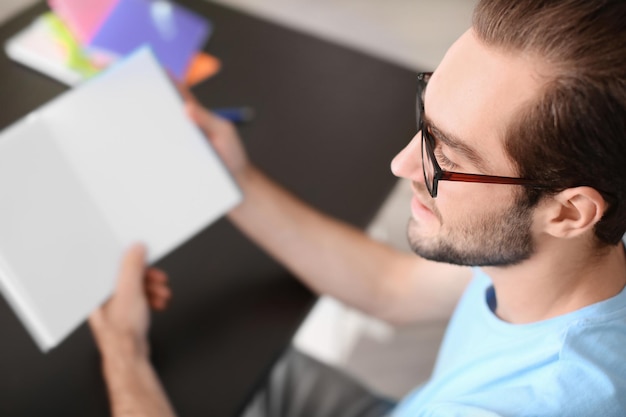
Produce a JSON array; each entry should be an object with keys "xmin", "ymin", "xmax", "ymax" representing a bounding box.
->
[{"xmin": 89, "ymin": 0, "xmax": 211, "ymax": 80}]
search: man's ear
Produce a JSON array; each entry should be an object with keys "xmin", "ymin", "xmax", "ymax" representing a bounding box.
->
[{"xmin": 541, "ymin": 187, "xmax": 607, "ymax": 239}]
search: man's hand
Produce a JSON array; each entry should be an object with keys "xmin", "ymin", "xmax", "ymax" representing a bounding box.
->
[
  {"xmin": 177, "ymin": 85, "xmax": 251, "ymax": 182},
  {"xmin": 89, "ymin": 244, "xmax": 172, "ymax": 359},
  {"xmin": 89, "ymin": 244, "xmax": 177, "ymax": 417}
]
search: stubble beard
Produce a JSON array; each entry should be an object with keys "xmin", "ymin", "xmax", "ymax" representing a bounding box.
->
[{"xmin": 407, "ymin": 197, "xmax": 535, "ymax": 267}]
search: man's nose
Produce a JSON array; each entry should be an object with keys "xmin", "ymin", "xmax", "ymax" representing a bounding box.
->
[{"xmin": 390, "ymin": 132, "xmax": 426, "ymax": 185}]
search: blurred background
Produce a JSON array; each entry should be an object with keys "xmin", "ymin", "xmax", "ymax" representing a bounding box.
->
[{"xmin": 0, "ymin": 0, "xmax": 476, "ymax": 399}]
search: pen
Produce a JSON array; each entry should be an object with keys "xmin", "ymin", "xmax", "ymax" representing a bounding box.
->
[{"xmin": 212, "ymin": 106, "xmax": 255, "ymax": 124}]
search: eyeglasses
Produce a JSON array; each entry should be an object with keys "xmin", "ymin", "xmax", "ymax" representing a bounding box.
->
[{"xmin": 417, "ymin": 72, "xmax": 542, "ymax": 198}]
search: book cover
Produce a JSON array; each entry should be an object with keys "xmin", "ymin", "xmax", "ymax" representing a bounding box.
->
[{"xmin": 89, "ymin": 0, "xmax": 211, "ymax": 80}]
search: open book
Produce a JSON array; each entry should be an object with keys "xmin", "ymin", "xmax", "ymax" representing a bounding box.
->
[{"xmin": 0, "ymin": 49, "xmax": 241, "ymax": 351}]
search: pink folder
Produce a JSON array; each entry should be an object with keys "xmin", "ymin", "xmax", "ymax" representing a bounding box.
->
[{"xmin": 48, "ymin": 0, "xmax": 119, "ymax": 44}]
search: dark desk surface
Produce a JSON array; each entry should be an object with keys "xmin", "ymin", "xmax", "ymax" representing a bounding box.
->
[{"xmin": 0, "ymin": 1, "xmax": 417, "ymax": 415}]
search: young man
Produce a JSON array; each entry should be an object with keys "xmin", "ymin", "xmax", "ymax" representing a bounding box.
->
[{"xmin": 89, "ymin": 0, "xmax": 626, "ymax": 415}]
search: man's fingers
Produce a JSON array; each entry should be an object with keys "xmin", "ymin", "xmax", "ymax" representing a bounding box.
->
[
  {"xmin": 88, "ymin": 308, "xmax": 104, "ymax": 329},
  {"xmin": 186, "ymin": 102, "xmax": 210, "ymax": 132},
  {"xmin": 116, "ymin": 244, "xmax": 147, "ymax": 299},
  {"xmin": 175, "ymin": 85, "xmax": 221, "ymax": 137},
  {"xmin": 146, "ymin": 281, "xmax": 172, "ymax": 298},
  {"xmin": 88, "ymin": 246, "xmax": 146, "ymax": 334},
  {"xmin": 186, "ymin": 102, "xmax": 230, "ymax": 136},
  {"xmin": 148, "ymin": 295, "xmax": 170, "ymax": 311},
  {"xmin": 146, "ymin": 285, "xmax": 172, "ymax": 310},
  {"xmin": 145, "ymin": 268, "xmax": 172, "ymax": 311},
  {"xmin": 146, "ymin": 268, "xmax": 168, "ymax": 284},
  {"xmin": 173, "ymin": 79, "xmax": 199, "ymax": 106}
]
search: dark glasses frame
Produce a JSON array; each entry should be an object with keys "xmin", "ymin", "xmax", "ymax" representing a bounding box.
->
[{"xmin": 417, "ymin": 72, "xmax": 542, "ymax": 198}]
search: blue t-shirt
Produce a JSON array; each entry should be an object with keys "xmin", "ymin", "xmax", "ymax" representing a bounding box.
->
[{"xmin": 393, "ymin": 268, "xmax": 626, "ymax": 417}]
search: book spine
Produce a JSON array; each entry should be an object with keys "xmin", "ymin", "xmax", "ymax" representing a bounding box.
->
[{"xmin": 0, "ymin": 255, "xmax": 54, "ymax": 351}]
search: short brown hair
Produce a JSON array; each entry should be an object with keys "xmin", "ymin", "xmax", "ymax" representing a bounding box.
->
[{"xmin": 473, "ymin": 0, "xmax": 626, "ymax": 245}]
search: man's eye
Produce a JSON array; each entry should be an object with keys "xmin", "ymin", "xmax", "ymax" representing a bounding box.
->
[{"xmin": 434, "ymin": 147, "xmax": 458, "ymax": 170}]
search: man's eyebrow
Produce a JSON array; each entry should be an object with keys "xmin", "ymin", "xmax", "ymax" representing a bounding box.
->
[{"xmin": 423, "ymin": 114, "xmax": 488, "ymax": 171}]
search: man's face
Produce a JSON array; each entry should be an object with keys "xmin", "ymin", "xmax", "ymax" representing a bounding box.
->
[{"xmin": 391, "ymin": 29, "xmax": 545, "ymax": 267}]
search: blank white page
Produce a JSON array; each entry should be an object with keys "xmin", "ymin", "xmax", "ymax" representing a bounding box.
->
[
  {"xmin": 0, "ymin": 117, "xmax": 121, "ymax": 350},
  {"xmin": 39, "ymin": 49, "xmax": 241, "ymax": 262}
]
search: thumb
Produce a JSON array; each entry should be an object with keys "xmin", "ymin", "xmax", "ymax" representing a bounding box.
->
[
  {"xmin": 186, "ymin": 102, "xmax": 223, "ymax": 137},
  {"xmin": 115, "ymin": 243, "xmax": 147, "ymax": 303}
]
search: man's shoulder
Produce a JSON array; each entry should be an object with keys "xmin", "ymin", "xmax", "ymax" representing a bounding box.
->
[
  {"xmin": 536, "ymin": 315, "xmax": 626, "ymax": 415},
  {"xmin": 558, "ymin": 286, "xmax": 626, "ymax": 360},
  {"xmin": 558, "ymin": 312, "xmax": 626, "ymax": 376}
]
